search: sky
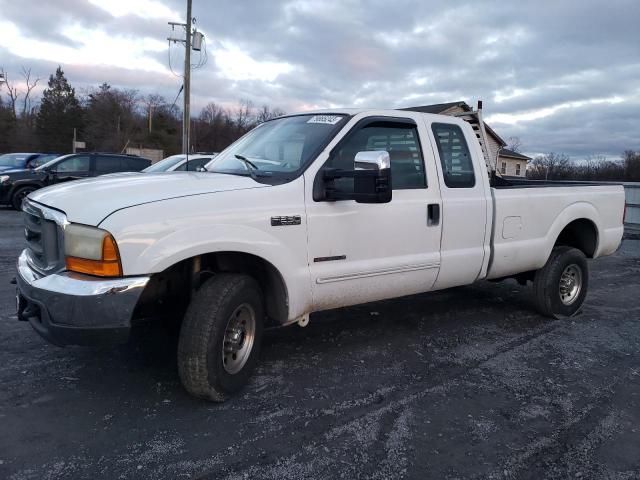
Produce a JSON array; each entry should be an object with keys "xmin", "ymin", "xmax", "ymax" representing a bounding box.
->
[{"xmin": 1, "ymin": 0, "xmax": 639, "ymax": 159}]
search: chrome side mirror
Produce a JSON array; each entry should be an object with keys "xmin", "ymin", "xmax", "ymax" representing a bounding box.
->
[{"xmin": 354, "ymin": 150, "xmax": 391, "ymax": 171}]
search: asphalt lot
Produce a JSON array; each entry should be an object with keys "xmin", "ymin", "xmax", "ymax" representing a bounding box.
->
[{"xmin": 1, "ymin": 206, "xmax": 639, "ymax": 480}]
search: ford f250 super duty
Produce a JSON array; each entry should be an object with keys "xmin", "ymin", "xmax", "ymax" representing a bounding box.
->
[{"xmin": 15, "ymin": 104, "xmax": 625, "ymax": 401}]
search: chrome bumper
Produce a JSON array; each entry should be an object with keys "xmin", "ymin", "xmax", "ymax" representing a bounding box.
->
[{"xmin": 16, "ymin": 250, "xmax": 150, "ymax": 346}]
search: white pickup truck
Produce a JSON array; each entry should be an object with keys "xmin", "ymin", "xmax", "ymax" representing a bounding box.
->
[{"xmin": 16, "ymin": 107, "xmax": 625, "ymax": 401}]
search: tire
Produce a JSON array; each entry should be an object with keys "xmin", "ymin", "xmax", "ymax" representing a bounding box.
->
[
  {"xmin": 11, "ymin": 186, "xmax": 36, "ymax": 210},
  {"xmin": 177, "ymin": 273, "xmax": 264, "ymax": 402},
  {"xmin": 532, "ymin": 246, "xmax": 589, "ymax": 318}
]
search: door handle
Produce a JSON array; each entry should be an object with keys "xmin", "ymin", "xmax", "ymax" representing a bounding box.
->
[{"xmin": 427, "ymin": 204, "xmax": 440, "ymax": 226}]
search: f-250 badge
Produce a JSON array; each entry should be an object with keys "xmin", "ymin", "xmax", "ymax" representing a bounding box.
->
[{"xmin": 271, "ymin": 215, "xmax": 302, "ymax": 226}]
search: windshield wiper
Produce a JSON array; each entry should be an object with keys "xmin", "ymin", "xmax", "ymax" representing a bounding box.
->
[
  {"xmin": 210, "ymin": 154, "xmax": 273, "ymax": 180},
  {"xmin": 234, "ymin": 154, "xmax": 267, "ymax": 181},
  {"xmin": 235, "ymin": 154, "xmax": 259, "ymax": 171}
]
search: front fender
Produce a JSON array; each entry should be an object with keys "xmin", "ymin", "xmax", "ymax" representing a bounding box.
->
[{"xmin": 99, "ymin": 185, "xmax": 311, "ymax": 321}]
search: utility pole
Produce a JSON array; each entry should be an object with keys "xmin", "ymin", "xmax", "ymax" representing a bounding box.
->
[
  {"xmin": 168, "ymin": 0, "xmax": 195, "ymax": 155},
  {"xmin": 183, "ymin": 0, "xmax": 192, "ymax": 155},
  {"xmin": 148, "ymin": 104, "xmax": 154, "ymax": 133}
]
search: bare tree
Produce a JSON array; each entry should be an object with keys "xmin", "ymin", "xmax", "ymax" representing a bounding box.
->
[
  {"xmin": 623, "ymin": 150, "xmax": 640, "ymax": 181},
  {"xmin": 233, "ymin": 99, "xmax": 254, "ymax": 131},
  {"xmin": 0, "ymin": 67, "xmax": 40, "ymax": 119},
  {"xmin": 506, "ymin": 136, "xmax": 522, "ymax": 153},
  {"xmin": 528, "ymin": 152, "xmax": 573, "ymax": 180},
  {"xmin": 0, "ymin": 68, "xmax": 19, "ymax": 118},
  {"xmin": 256, "ymin": 104, "xmax": 286, "ymax": 124},
  {"xmin": 20, "ymin": 67, "xmax": 40, "ymax": 117},
  {"xmin": 199, "ymin": 102, "xmax": 226, "ymax": 125},
  {"xmin": 143, "ymin": 94, "xmax": 165, "ymax": 133}
]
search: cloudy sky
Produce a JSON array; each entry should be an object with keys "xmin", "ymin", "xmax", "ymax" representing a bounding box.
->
[{"xmin": 1, "ymin": 0, "xmax": 639, "ymax": 159}]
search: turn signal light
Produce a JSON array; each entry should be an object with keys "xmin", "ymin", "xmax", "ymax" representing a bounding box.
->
[{"xmin": 66, "ymin": 235, "xmax": 123, "ymax": 277}]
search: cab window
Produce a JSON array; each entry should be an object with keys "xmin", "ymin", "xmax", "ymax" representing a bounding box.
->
[
  {"xmin": 431, "ymin": 123, "xmax": 476, "ymax": 188},
  {"xmin": 325, "ymin": 120, "xmax": 426, "ymax": 190}
]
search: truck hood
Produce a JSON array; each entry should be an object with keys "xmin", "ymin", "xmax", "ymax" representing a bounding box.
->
[{"xmin": 29, "ymin": 172, "xmax": 269, "ymax": 225}]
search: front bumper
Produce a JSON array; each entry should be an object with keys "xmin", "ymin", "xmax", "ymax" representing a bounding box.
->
[{"xmin": 16, "ymin": 250, "xmax": 150, "ymax": 346}]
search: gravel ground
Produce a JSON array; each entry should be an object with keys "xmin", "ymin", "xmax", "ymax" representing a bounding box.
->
[{"xmin": 1, "ymin": 206, "xmax": 639, "ymax": 480}]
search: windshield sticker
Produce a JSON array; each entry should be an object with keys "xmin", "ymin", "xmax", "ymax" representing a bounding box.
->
[{"xmin": 307, "ymin": 115, "xmax": 342, "ymax": 125}]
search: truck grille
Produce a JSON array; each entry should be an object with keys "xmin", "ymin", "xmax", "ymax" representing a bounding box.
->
[{"xmin": 23, "ymin": 200, "xmax": 65, "ymax": 275}]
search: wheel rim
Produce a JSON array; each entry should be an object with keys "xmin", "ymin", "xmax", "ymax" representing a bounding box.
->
[
  {"xmin": 559, "ymin": 264, "xmax": 583, "ymax": 306},
  {"xmin": 222, "ymin": 303, "xmax": 256, "ymax": 374}
]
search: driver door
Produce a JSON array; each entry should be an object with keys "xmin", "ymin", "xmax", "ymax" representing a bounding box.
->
[{"xmin": 304, "ymin": 115, "xmax": 443, "ymax": 312}]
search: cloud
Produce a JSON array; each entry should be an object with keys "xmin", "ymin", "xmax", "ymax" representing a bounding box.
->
[{"xmin": 1, "ymin": 0, "xmax": 639, "ymax": 158}]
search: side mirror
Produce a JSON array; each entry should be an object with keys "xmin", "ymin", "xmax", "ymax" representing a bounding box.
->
[
  {"xmin": 196, "ymin": 166, "xmax": 207, "ymax": 172},
  {"xmin": 323, "ymin": 150, "xmax": 392, "ymax": 204},
  {"xmin": 354, "ymin": 150, "xmax": 390, "ymax": 171}
]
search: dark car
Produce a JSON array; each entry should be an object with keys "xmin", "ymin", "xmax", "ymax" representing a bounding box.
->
[
  {"xmin": 0, "ymin": 153, "xmax": 150, "ymax": 210},
  {"xmin": 0, "ymin": 153, "xmax": 62, "ymax": 172}
]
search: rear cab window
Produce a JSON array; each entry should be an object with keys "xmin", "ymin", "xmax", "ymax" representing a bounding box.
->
[{"xmin": 431, "ymin": 123, "xmax": 476, "ymax": 188}]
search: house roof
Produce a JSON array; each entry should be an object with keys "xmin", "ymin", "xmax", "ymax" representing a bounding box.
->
[
  {"xmin": 499, "ymin": 148, "xmax": 531, "ymax": 161},
  {"xmin": 400, "ymin": 101, "xmax": 507, "ymax": 147},
  {"xmin": 399, "ymin": 101, "xmax": 469, "ymax": 114}
]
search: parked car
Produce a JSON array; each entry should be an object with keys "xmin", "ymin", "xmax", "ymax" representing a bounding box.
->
[
  {"xmin": 15, "ymin": 108, "xmax": 624, "ymax": 401},
  {"xmin": 0, "ymin": 153, "xmax": 150, "ymax": 209},
  {"xmin": 0, "ymin": 153, "xmax": 62, "ymax": 172},
  {"xmin": 30, "ymin": 153, "xmax": 64, "ymax": 168},
  {"xmin": 143, "ymin": 153, "xmax": 218, "ymax": 173}
]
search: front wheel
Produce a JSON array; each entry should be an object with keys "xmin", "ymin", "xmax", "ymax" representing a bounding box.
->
[
  {"xmin": 11, "ymin": 186, "xmax": 36, "ymax": 210},
  {"xmin": 532, "ymin": 246, "xmax": 589, "ymax": 318},
  {"xmin": 177, "ymin": 274, "xmax": 264, "ymax": 401}
]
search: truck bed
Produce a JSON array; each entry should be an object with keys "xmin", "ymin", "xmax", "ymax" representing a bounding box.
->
[{"xmin": 486, "ymin": 182, "xmax": 625, "ymax": 279}]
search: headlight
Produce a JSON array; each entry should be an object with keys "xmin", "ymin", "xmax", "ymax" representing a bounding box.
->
[
  {"xmin": 0, "ymin": 175, "xmax": 9, "ymax": 184},
  {"xmin": 64, "ymin": 224, "xmax": 122, "ymax": 277}
]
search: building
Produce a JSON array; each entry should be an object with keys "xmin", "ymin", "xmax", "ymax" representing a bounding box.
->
[
  {"xmin": 401, "ymin": 101, "xmax": 531, "ymax": 178},
  {"xmin": 496, "ymin": 148, "xmax": 530, "ymax": 178}
]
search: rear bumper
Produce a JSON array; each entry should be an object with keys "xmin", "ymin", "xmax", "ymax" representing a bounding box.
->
[{"xmin": 16, "ymin": 250, "xmax": 150, "ymax": 346}]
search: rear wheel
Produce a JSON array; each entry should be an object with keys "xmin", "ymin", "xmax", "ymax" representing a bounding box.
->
[
  {"xmin": 532, "ymin": 246, "xmax": 588, "ymax": 318},
  {"xmin": 177, "ymin": 273, "xmax": 264, "ymax": 401},
  {"xmin": 11, "ymin": 186, "xmax": 36, "ymax": 210}
]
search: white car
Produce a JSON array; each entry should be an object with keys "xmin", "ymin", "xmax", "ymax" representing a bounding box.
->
[
  {"xmin": 143, "ymin": 153, "xmax": 217, "ymax": 173},
  {"xmin": 16, "ymin": 107, "xmax": 624, "ymax": 401}
]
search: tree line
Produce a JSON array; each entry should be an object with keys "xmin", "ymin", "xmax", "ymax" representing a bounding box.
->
[
  {"xmin": 527, "ymin": 151, "xmax": 640, "ymax": 182},
  {"xmin": 2, "ymin": 65, "xmax": 638, "ymax": 182},
  {"xmin": 0, "ymin": 65, "xmax": 285, "ymax": 156}
]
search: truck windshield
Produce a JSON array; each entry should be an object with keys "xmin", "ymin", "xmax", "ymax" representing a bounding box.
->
[{"xmin": 210, "ymin": 114, "xmax": 348, "ymax": 179}]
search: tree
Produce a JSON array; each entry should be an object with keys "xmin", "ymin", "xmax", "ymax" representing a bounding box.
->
[
  {"xmin": 20, "ymin": 67, "xmax": 40, "ymax": 117},
  {"xmin": 36, "ymin": 66, "xmax": 83, "ymax": 152},
  {"xmin": 506, "ymin": 136, "xmax": 522, "ymax": 153},
  {"xmin": 0, "ymin": 67, "xmax": 19, "ymax": 119},
  {"xmin": 84, "ymin": 83, "xmax": 140, "ymax": 151},
  {"xmin": 256, "ymin": 104, "xmax": 286, "ymax": 124},
  {"xmin": 527, "ymin": 152, "xmax": 573, "ymax": 180},
  {"xmin": 0, "ymin": 95, "xmax": 16, "ymax": 152},
  {"xmin": 623, "ymin": 150, "xmax": 640, "ymax": 182}
]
